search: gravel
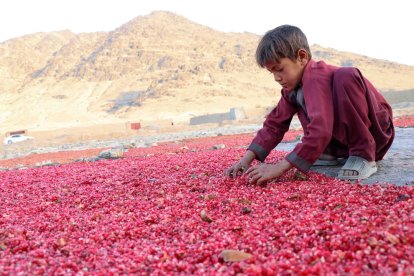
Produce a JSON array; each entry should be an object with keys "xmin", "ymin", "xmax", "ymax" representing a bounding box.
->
[
  {"xmin": 276, "ymin": 127, "xmax": 414, "ymax": 186},
  {"xmin": 2, "ymin": 124, "xmax": 413, "ymax": 186}
]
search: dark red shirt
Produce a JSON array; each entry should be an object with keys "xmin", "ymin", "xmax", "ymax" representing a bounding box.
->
[{"xmin": 248, "ymin": 59, "xmax": 394, "ymax": 172}]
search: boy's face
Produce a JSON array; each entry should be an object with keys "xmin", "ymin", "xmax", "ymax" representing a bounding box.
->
[{"xmin": 265, "ymin": 54, "xmax": 307, "ymax": 91}]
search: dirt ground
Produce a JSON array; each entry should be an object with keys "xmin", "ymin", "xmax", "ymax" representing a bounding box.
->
[
  {"xmin": 1, "ymin": 126, "xmax": 413, "ymax": 187},
  {"xmin": 2, "ymin": 87, "xmax": 413, "ymax": 149},
  {"xmin": 276, "ymin": 127, "xmax": 414, "ymax": 186},
  {"xmin": 1, "ymin": 88, "xmax": 413, "ymax": 186}
]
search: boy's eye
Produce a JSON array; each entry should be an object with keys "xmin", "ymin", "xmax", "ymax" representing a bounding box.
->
[{"xmin": 268, "ymin": 67, "xmax": 283, "ymax": 73}]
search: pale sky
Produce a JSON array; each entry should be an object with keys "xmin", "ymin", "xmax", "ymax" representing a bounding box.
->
[{"xmin": 1, "ymin": 0, "xmax": 413, "ymax": 65}]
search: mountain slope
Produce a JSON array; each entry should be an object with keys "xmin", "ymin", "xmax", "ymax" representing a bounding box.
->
[{"xmin": 1, "ymin": 11, "xmax": 413, "ymax": 133}]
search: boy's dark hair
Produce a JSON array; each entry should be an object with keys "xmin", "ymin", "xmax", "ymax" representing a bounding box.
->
[{"xmin": 256, "ymin": 25, "xmax": 312, "ymax": 67}]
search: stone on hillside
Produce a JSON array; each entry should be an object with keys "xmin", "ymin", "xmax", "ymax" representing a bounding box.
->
[
  {"xmin": 212, "ymin": 144, "xmax": 226, "ymax": 150},
  {"xmin": 124, "ymin": 142, "xmax": 136, "ymax": 149},
  {"xmin": 75, "ymin": 157, "xmax": 101, "ymax": 163},
  {"xmin": 35, "ymin": 160, "xmax": 60, "ymax": 167},
  {"xmin": 98, "ymin": 147, "xmax": 125, "ymax": 159}
]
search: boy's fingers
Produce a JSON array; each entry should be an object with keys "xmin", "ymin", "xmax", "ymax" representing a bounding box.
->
[
  {"xmin": 245, "ymin": 166, "xmax": 255, "ymax": 175},
  {"xmin": 226, "ymin": 164, "xmax": 249, "ymax": 179},
  {"xmin": 231, "ymin": 167, "xmax": 241, "ymax": 178},
  {"xmin": 248, "ymin": 173, "xmax": 261, "ymax": 184},
  {"xmin": 225, "ymin": 167, "xmax": 237, "ymax": 178}
]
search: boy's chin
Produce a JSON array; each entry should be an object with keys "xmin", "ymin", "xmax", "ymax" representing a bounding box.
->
[{"xmin": 285, "ymin": 83, "xmax": 301, "ymax": 91}]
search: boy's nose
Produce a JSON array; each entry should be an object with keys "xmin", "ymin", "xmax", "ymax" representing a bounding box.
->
[{"xmin": 274, "ymin": 74, "xmax": 282, "ymax": 82}]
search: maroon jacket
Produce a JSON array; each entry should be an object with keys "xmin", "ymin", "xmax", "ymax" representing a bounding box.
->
[{"xmin": 248, "ymin": 59, "xmax": 394, "ymax": 172}]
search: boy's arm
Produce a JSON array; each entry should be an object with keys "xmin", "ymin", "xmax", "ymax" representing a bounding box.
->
[
  {"xmin": 248, "ymin": 94, "xmax": 297, "ymax": 161},
  {"xmin": 226, "ymin": 91, "xmax": 296, "ymax": 180},
  {"xmin": 286, "ymin": 72, "xmax": 335, "ymax": 172}
]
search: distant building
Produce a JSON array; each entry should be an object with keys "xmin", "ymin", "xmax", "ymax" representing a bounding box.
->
[{"xmin": 190, "ymin": 108, "xmax": 246, "ymax": 125}]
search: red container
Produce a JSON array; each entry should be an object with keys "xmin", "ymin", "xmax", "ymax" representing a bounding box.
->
[{"xmin": 130, "ymin": 122, "xmax": 141, "ymax": 130}]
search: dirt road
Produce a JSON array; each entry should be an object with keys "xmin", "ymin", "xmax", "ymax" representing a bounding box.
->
[{"xmin": 276, "ymin": 127, "xmax": 414, "ymax": 186}]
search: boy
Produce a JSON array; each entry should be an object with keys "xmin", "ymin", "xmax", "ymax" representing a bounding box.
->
[{"xmin": 225, "ymin": 25, "xmax": 394, "ymax": 185}]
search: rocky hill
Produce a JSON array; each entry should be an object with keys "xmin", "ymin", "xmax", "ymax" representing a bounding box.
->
[{"xmin": 1, "ymin": 11, "xmax": 414, "ymax": 135}]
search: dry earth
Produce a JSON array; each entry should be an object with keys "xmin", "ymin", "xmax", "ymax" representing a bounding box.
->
[
  {"xmin": 1, "ymin": 89, "xmax": 412, "ymax": 152},
  {"xmin": 276, "ymin": 127, "xmax": 414, "ymax": 186},
  {"xmin": 1, "ymin": 11, "xmax": 413, "ymax": 176},
  {"xmin": 1, "ymin": 11, "xmax": 414, "ymax": 140}
]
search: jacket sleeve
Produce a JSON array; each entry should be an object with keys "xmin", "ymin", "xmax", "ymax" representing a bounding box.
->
[
  {"xmin": 285, "ymin": 74, "xmax": 334, "ymax": 172},
  {"xmin": 248, "ymin": 93, "xmax": 297, "ymax": 161}
]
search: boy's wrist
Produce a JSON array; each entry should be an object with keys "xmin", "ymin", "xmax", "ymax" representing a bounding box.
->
[
  {"xmin": 243, "ymin": 150, "xmax": 256, "ymax": 163},
  {"xmin": 278, "ymin": 159, "xmax": 293, "ymax": 173}
]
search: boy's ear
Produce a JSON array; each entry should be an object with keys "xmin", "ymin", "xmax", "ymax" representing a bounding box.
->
[{"xmin": 297, "ymin": 49, "xmax": 309, "ymax": 65}]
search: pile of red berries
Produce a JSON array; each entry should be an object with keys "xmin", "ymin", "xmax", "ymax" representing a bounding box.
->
[
  {"xmin": 394, "ymin": 115, "xmax": 414, "ymax": 128},
  {"xmin": 1, "ymin": 138, "xmax": 413, "ymax": 274}
]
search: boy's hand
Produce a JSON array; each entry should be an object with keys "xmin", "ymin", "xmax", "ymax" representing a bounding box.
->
[
  {"xmin": 245, "ymin": 159, "xmax": 293, "ymax": 185},
  {"xmin": 225, "ymin": 161, "xmax": 250, "ymax": 178},
  {"xmin": 225, "ymin": 150, "xmax": 256, "ymax": 179}
]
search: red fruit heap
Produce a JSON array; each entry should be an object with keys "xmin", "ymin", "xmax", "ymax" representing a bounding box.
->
[
  {"xmin": 1, "ymin": 131, "xmax": 413, "ymax": 274},
  {"xmin": 394, "ymin": 115, "xmax": 414, "ymax": 128}
]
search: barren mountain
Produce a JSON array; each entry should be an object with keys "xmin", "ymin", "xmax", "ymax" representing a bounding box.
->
[{"xmin": 1, "ymin": 11, "xmax": 414, "ymax": 137}]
